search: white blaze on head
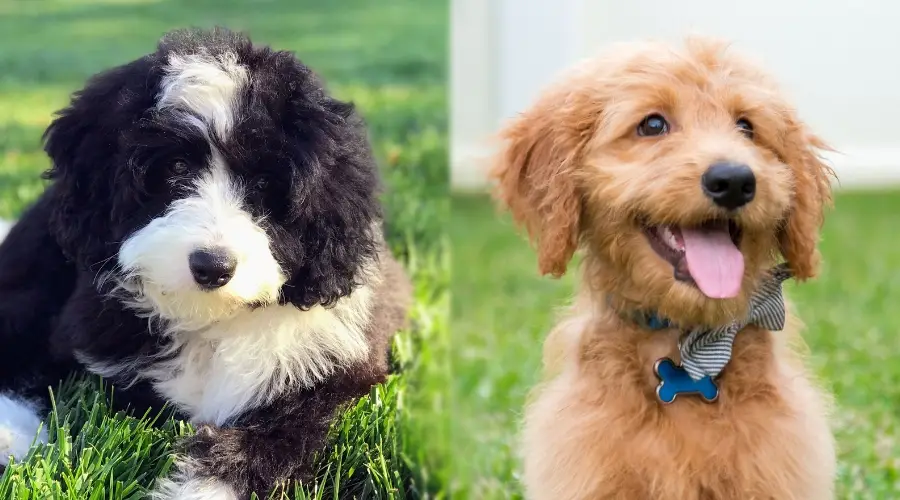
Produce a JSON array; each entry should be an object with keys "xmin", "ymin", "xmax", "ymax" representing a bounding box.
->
[{"xmin": 156, "ymin": 51, "xmax": 249, "ymax": 140}]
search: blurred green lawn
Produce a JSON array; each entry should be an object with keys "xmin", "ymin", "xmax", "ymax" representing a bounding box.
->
[
  {"xmin": 0, "ymin": 1, "xmax": 449, "ymax": 499},
  {"xmin": 451, "ymin": 192, "xmax": 900, "ymax": 499}
]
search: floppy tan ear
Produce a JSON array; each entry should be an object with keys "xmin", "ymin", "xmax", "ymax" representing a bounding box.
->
[
  {"xmin": 489, "ymin": 88, "xmax": 594, "ymax": 277},
  {"xmin": 778, "ymin": 125, "xmax": 835, "ymax": 281}
]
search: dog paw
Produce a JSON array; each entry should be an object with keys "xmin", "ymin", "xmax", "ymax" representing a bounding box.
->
[
  {"xmin": 150, "ymin": 460, "xmax": 238, "ymax": 500},
  {"xmin": 0, "ymin": 393, "xmax": 47, "ymax": 466}
]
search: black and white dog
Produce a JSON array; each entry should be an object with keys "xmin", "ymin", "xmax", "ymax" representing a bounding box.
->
[{"xmin": 0, "ymin": 27, "xmax": 411, "ymax": 499}]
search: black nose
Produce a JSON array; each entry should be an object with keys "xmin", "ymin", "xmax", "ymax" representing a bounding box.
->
[
  {"xmin": 188, "ymin": 248, "xmax": 237, "ymax": 289},
  {"xmin": 701, "ymin": 162, "xmax": 756, "ymax": 210}
]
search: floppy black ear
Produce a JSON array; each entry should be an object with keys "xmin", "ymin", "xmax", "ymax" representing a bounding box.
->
[
  {"xmin": 276, "ymin": 89, "xmax": 384, "ymax": 310},
  {"xmin": 42, "ymin": 58, "xmax": 157, "ymax": 270}
]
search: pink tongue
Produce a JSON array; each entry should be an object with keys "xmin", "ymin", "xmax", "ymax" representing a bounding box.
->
[{"xmin": 681, "ymin": 226, "xmax": 744, "ymax": 299}]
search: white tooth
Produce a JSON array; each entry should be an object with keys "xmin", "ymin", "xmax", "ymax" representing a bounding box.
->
[
  {"xmin": 661, "ymin": 227, "xmax": 677, "ymax": 250},
  {"xmin": 669, "ymin": 230, "xmax": 680, "ymax": 250}
]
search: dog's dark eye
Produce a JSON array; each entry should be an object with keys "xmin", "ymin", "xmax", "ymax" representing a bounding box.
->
[
  {"xmin": 169, "ymin": 160, "xmax": 189, "ymax": 176},
  {"xmin": 637, "ymin": 114, "xmax": 669, "ymax": 137},
  {"xmin": 736, "ymin": 118, "xmax": 754, "ymax": 139}
]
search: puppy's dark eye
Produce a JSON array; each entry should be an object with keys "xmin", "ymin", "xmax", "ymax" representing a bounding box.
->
[
  {"xmin": 637, "ymin": 114, "xmax": 669, "ymax": 137},
  {"xmin": 169, "ymin": 160, "xmax": 189, "ymax": 176},
  {"xmin": 736, "ymin": 118, "xmax": 754, "ymax": 139}
]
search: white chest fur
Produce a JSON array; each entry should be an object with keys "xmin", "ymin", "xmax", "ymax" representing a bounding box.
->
[{"xmin": 79, "ymin": 286, "xmax": 373, "ymax": 426}]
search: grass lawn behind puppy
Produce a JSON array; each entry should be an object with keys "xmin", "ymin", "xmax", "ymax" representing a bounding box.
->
[{"xmin": 0, "ymin": 1, "xmax": 449, "ymax": 498}]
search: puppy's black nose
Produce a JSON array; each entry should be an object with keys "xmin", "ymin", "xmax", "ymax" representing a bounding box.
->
[
  {"xmin": 189, "ymin": 248, "xmax": 237, "ymax": 289},
  {"xmin": 701, "ymin": 162, "xmax": 756, "ymax": 210}
]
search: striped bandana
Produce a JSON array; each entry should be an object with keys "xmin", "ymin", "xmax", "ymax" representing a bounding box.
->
[
  {"xmin": 631, "ymin": 263, "xmax": 793, "ymax": 381},
  {"xmin": 679, "ymin": 263, "xmax": 793, "ymax": 380}
]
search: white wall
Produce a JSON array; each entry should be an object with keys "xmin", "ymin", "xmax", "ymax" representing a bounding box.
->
[
  {"xmin": 450, "ymin": 0, "xmax": 496, "ymax": 190},
  {"xmin": 451, "ymin": 0, "xmax": 900, "ymax": 191}
]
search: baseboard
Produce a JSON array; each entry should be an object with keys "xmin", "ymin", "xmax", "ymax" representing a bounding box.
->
[
  {"xmin": 450, "ymin": 142, "xmax": 496, "ymax": 192},
  {"xmin": 823, "ymin": 148, "xmax": 900, "ymax": 190}
]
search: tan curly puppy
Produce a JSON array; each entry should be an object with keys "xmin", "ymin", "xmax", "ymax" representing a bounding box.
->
[{"xmin": 491, "ymin": 37, "xmax": 837, "ymax": 500}]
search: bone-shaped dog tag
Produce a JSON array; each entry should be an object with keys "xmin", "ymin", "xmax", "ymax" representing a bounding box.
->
[{"xmin": 653, "ymin": 358, "xmax": 718, "ymax": 404}]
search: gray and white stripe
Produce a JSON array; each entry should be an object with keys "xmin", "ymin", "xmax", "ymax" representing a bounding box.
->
[{"xmin": 679, "ymin": 263, "xmax": 792, "ymax": 381}]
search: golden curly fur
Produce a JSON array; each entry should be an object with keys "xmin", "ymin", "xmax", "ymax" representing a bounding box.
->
[{"xmin": 490, "ymin": 37, "xmax": 837, "ymax": 499}]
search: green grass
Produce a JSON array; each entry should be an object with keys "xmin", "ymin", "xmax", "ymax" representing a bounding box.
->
[
  {"xmin": 0, "ymin": 1, "xmax": 448, "ymax": 498},
  {"xmin": 450, "ymin": 191, "xmax": 900, "ymax": 499}
]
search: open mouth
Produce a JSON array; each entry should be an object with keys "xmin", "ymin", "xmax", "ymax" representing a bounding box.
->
[{"xmin": 642, "ymin": 220, "xmax": 744, "ymax": 299}]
